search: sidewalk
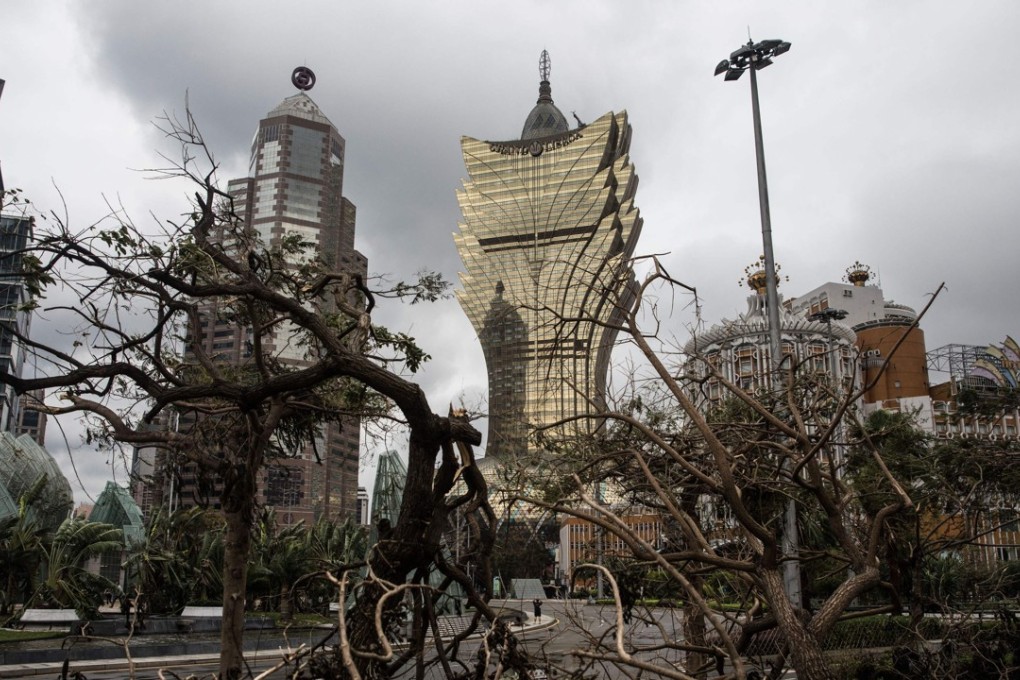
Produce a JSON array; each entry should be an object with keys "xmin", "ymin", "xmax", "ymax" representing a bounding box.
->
[
  {"xmin": 0, "ymin": 613, "xmax": 558, "ymax": 678},
  {"xmin": 0, "ymin": 651, "xmax": 227, "ymax": 679}
]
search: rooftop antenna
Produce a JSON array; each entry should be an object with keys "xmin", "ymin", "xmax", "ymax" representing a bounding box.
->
[{"xmin": 539, "ymin": 50, "xmax": 551, "ymax": 83}]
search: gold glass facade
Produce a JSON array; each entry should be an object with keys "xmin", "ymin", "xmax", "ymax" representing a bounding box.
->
[{"xmin": 455, "ymin": 110, "xmax": 643, "ymax": 458}]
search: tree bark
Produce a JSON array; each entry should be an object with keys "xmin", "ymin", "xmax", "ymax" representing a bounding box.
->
[
  {"xmin": 683, "ymin": 582, "xmax": 708, "ymax": 679},
  {"xmin": 219, "ymin": 463, "xmax": 257, "ymax": 680},
  {"xmin": 761, "ymin": 569, "xmax": 835, "ymax": 680},
  {"xmin": 680, "ymin": 496, "xmax": 708, "ymax": 679},
  {"xmin": 280, "ymin": 582, "xmax": 292, "ymax": 623}
]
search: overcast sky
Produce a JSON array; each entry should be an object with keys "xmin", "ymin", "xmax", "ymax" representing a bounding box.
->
[{"xmin": 3, "ymin": 1, "xmax": 1018, "ymax": 505}]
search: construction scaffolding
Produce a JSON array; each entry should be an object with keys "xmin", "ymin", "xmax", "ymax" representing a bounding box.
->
[{"xmin": 927, "ymin": 341, "xmax": 1017, "ymax": 395}]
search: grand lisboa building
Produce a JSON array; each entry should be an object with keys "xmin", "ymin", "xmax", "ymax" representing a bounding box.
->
[{"xmin": 455, "ymin": 51, "xmax": 642, "ymax": 462}]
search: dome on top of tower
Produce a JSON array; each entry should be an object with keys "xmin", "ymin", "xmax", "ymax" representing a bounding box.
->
[
  {"xmin": 521, "ymin": 51, "xmax": 570, "ymax": 140},
  {"xmin": 268, "ymin": 93, "xmax": 333, "ymax": 126}
]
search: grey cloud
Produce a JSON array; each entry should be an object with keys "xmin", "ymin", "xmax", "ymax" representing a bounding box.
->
[{"xmin": 3, "ymin": 0, "xmax": 1018, "ymax": 502}]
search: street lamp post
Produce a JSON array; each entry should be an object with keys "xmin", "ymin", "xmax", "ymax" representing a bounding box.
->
[
  {"xmin": 715, "ymin": 38, "xmax": 802, "ymax": 607},
  {"xmin": 808, "ymin": 308, "xmax": 850, "ymax": 378},
  {"xmin": 715, "ymin": 38, "xmax": 791, "ymax": 382}
]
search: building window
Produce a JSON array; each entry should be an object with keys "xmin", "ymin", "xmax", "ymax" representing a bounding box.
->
[
  {"xmin": 734, "ymin": 346, "xmax": 756, "ymax": 380},
  {"xmin": 262, "ymin": 124, "xmax": 280, "ymax": 143},
  {"xmin": 808, "ymin": 342, "xmax": 827, "ymax": 372}
]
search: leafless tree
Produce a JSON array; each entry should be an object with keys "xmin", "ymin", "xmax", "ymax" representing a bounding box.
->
[
  {"xmin": 508, "ymin": 256, "xmax": 945, "ymax": 680},
  {"xmin": 0, "ymin": 114, "xmax": 505, "ymax": 679}
]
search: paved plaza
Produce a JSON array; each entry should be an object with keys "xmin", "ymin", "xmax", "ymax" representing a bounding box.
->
[{"xmin": 0, "ymin": 600, "xmax": 768, "ymax": 679}]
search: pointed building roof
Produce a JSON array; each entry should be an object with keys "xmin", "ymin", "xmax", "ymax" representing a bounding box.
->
[
  {"xmin": 90, "ymin": 481, "xmax": 144, "ymax": 545},
  {"xmin": 371, "ymin": 450, "xmax": 407, "ymax": 526},
  {"xmin": 521, "ymin": 50, "xmax": 569, "ymax": 140},
  {"xmin": 267, "ymin": 92, "xmax": 333, "ymax": 126}
]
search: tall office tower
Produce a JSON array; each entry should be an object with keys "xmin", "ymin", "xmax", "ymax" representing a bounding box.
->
[
  {"xmin": 172, "ymin": 87, "xmax": 367, "ymax": 524},
  {"xmin": 0, "ymin": 210, "xmax": 33, "ymax": 433},
  {"xmin": 130, "ymin": 411, "xmax": 176, "ymax": 517},
  {"xmin": 455, "ymin": 52, "xmax": 643, "ymax": 459},
  {"xmin": 13, "ymin": 391, "xmax": 46, "ymax": 446}
]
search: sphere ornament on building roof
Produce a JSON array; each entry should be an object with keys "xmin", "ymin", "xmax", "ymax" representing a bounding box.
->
[
  {"xmin": 539, "ymin": 49, "xmax": 551, "ymax": 82},
  {"xmin": 845, "ymin": 261, "xmax": 871, "ymax": 287},
  {"xmin": 291, "ymin": 66, "xmax": 316, "ymax": 91}
]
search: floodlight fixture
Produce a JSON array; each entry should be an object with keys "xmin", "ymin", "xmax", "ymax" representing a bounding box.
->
[
  {"xmin": 808, "ymin": 308, "xmax": 849, "ymax": 324},
  {"xmin": 715, "ymin": 39, "xmax": 791, "ymax": 79},
  {"xmin": 730, "ymin": 45, "xmax": 755, "ymax": 62}
]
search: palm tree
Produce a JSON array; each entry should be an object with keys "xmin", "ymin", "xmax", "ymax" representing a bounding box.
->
[
  {"xmin": 192, "ymin": 516, "xmax": 226, "ymax": 606},
  {"xmin": 0, "ymin": 480, "xmax": 49, "ymax": 617},
  {"xmin": 305, "ymin": 515, "xmax": 367, "ymax": 613},
  {"xmin": 308, "ymin": 515, "xmax": 367, "ymax": 572},
  {"xmin": 249, "ymin": 510, "xmax": 311, "ymax": 621},
  {"xmin": 124, "ymin": 505, "xmax": 225, "ymax": 614},
  {"xmin": 32, "ymin": 517, "xmax": 123, "ymax": 618}
]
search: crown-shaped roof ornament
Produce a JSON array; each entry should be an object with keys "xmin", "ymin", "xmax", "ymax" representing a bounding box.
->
[
  {"xmin": 741, "ymin": 255, "xmax": 787, "ymax": 294},
  {"xmin": 845, "ymin": 261, "xmax": 871, "ymax": 287}
]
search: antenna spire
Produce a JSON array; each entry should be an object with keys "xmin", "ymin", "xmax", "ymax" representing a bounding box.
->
[{"xmin": 536, "ymin": 50, "xmax": 554, "ymax": 104}]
